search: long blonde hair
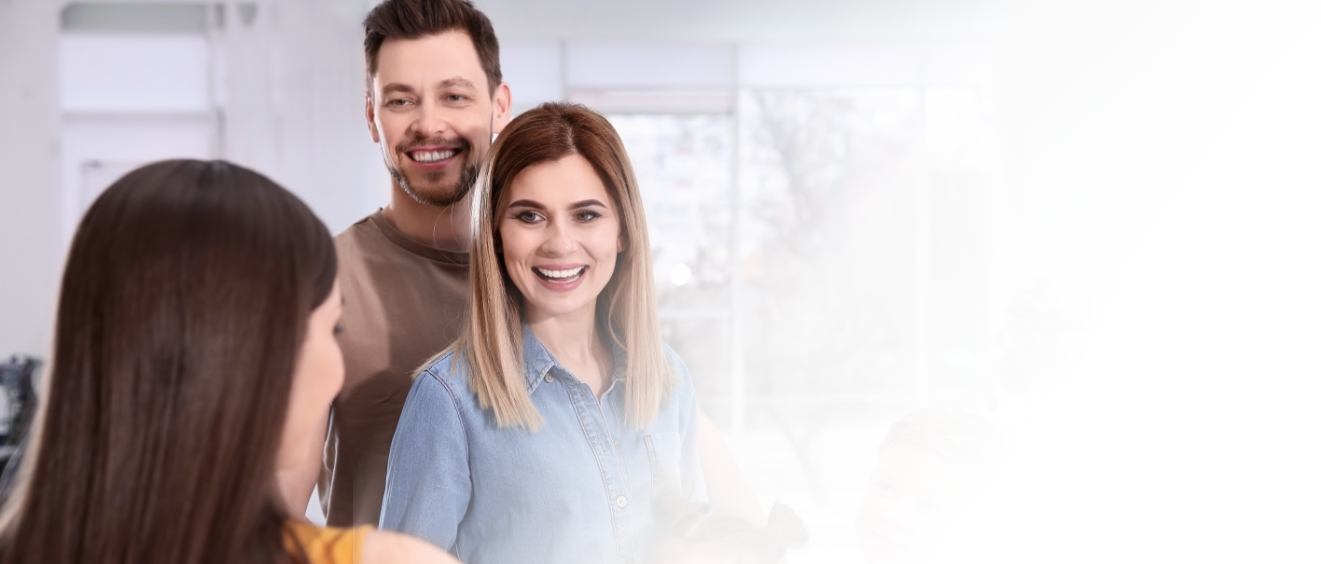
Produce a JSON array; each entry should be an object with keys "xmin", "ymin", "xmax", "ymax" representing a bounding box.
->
[{"xmin": 454, "ymin": 102, "xmax": 671, "ymax": 430}]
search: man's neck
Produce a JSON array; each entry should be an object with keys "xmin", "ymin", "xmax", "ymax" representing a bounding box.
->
[{"xmin": 381, "ymin": 186, "xmax": 471, "ymax": 252}]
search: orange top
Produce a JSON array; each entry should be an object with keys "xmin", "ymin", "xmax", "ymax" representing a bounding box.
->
[{"xmin": 285, "ymin": 520, "xmax": 371, "ymax": 564}]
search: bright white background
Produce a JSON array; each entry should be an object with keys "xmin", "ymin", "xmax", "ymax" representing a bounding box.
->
[{"xmin": 2, "ymin": 0, "xmax": 1320, "ymax": 562}]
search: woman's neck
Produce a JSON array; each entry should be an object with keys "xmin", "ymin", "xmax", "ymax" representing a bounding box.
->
[{"xmin": 527, "ymin": 308, "xmax": 611, "ymax": 395}]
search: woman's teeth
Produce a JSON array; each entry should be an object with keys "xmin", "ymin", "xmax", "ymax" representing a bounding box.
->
[
  {"xmin": 534, "ymin": 266, "xmax": 586, "ymax": 280},
  {"xmin": 409, "ymin": 149, "xmax": 456, "ymax": 163}
]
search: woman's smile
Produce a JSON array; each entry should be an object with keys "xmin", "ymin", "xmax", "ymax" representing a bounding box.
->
[
  {"xmin": 500, "ymin": 154, "xmax": 620, "ymax": 321},
  {"xmin": 532, "ymin": 264, "xmax": 589, "ymax": 291}
]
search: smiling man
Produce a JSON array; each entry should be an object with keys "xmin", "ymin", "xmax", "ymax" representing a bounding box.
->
[
  {"xmin": 318, "ymin": 0, "xmax": 511, "ymax": 527},
  {"xmin": 370, "ymin": 33, "xmax": 504, "ymax": 210}
]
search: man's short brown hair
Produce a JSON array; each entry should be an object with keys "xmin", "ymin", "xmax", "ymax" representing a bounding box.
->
[{"xmin": 363, "ymin": 0, "xmax": 502, "ymax": 94}]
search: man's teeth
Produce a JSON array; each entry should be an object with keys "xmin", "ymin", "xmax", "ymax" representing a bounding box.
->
[
  {"xmin": 411, "ymin": 149, "xmax": 456, "ymax": 163},
  {"xmin": 535, "ymin": 266, "xmax": 586, "ymax": 280}
]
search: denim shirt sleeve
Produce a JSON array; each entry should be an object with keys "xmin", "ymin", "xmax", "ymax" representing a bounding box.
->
[
  {"xmin": 667, "ymin": 345, "xmax": 708, "ymax": 503},
  {"xmin": 379, "ymin": 364, "xmax": 471, "ymax": 549}
]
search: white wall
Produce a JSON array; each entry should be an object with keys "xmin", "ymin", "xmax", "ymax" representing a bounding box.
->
[
  {"xmin": 0, "ymin": 1, "xmax": 62, "ymax": 360},
  {"xmin": 60, "ymin": 34, "xmax": 212, "ymax": 113},
  {"xmin": 221, "ymin": 0, "xmax": 384, "ymax": 234},
  {"xmin": 0, "ymin": 0, "xmax": 388, "ymax": 358}
]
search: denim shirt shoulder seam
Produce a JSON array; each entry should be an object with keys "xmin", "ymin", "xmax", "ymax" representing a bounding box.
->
[
  {"xmin": 659, "ymin": 342, "xmax": 693, "ymax": 406},
  {"xmin": 428, "ymin": 365, "xmax": 472, "ymax": 461}
]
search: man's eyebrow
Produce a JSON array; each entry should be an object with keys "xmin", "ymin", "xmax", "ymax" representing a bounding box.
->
[
  {"xmin": 381, "ymin": 83, "xmax": 416, "ymax": 95},
  {"xmin": 438, "ymin": 77, "xmax": 477, "ymax": 89}
]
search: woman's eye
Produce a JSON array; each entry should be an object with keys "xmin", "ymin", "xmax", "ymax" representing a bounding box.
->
[
  {"xmin": 576, "ymin": 210, "xmax": 602, "ymax": 222},
  {"xmin": 516, "ymin": 211, "xmax": 543, "ymax": 223}
]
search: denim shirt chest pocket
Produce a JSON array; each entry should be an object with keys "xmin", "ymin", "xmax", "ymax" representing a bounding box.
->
[{"xmin": 641, "ymin": 430, "xmax": 683, "ymax": 490}]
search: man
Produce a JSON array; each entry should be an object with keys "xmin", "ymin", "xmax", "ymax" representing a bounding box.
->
[{"xmin": 320, "ymin": 0, "xmax": 510, "ymax": 527}]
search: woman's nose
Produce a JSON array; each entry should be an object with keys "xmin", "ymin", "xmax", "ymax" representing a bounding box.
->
[{"xmin": 538, "ymin": 222, "xmax": 575, "ymax": 256}]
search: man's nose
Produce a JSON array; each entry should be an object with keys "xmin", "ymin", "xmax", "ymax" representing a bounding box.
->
[{"xmin": 410, "ymin": 100, "xmax": 453, "ymax": 139}]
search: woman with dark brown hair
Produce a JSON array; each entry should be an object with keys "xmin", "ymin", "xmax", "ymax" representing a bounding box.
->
[{"xmin": 0, "ymin": 160, "xmax": 456, "ymax": 564}]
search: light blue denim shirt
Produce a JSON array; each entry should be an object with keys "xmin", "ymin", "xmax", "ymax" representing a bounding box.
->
[{"xmin": 379, "ymin": 326, "xmax": 705, "ymax": 564}]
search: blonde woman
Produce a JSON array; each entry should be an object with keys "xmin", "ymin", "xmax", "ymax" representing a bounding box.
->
[{"xmin": 379, "ymin": 103, "xmax": 705, "ymax": 563}]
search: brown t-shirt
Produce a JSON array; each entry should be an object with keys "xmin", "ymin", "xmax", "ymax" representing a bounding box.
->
[{"xmin": 319, "ymin": 210, "xmax": 468, "ymax": 526}]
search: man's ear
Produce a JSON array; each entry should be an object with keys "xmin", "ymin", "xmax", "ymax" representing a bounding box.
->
[
  {"xmin": 492, "ymin": 82, "xmax": 513, "ymax": 134},
  {"xmin": 365, "ymin": 90, "xmax": 381, "ymax": 143}
]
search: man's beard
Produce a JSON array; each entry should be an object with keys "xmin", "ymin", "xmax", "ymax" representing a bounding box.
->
[
  {"xmin": 385, "ymin": 134, "xmax": 481, "ymax": 208},
  {"xmin": 389, "ymin": 159, "xmax": 480, "ymax": 208}
]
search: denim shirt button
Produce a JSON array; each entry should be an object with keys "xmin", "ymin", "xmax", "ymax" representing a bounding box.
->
[
  {"xmin": 544, "ymin": 374, "xmax": 554, "ymax": 383},
  {"xmin": 615, "ymin": 495, "xmax": 629, "ymax": 508}
]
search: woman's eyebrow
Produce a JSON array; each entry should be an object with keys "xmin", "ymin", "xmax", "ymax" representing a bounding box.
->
[
  {"xmin": 568, "ymin": 199, "xmax": 607, "ymax": 209},
  {"xmin": 505, "ymin": 199, "xmax": 546, "ymax": 210}
]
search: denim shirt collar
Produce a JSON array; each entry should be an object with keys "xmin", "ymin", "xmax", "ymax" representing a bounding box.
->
[{"xmin": 521, "ymin": 324, "xmax": 626, "ymax": 395}]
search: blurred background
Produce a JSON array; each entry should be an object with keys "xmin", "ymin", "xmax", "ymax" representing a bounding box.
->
[{"xmin": 2, "ymin": 0, "xmax": 1320, "ymax": 562}]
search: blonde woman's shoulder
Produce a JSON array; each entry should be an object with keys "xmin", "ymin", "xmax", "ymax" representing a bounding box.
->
[
  {"xmin": 661, "ymin": 343, "xmax": 695, "ymax": 385},
  {"xmin": 362, "ymin": 529, "xmax": 461, "ymax": 564}
]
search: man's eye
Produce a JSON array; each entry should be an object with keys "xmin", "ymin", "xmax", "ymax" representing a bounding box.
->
[
  {"xmin": 446, "ymin": 94, "xmax": 469, "ymax": 102},
  {"xmin": 386, "ymin": 99, "xmax": 413, "ymax": 107}
]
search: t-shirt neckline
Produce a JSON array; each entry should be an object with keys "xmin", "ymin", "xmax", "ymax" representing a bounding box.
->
[{"xmin": 367, "ymin": 208, "xmax": 470, "ymax": 266}]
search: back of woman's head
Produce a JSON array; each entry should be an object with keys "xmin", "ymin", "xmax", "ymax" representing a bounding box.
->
[{"xmin": 0, "ymin": 159, "xmax": 336, "ymax": 564}]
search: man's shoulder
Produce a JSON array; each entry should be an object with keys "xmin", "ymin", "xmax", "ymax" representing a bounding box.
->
[
  {"xmin": 332, "ymin": 212, "xmax": 370, "ymax": 249},
  {"xmin": 334, "ymin": 214, "xmax": 379, "ymax": 248}
]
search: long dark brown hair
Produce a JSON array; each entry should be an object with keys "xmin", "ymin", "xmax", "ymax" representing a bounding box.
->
[{"xmin": 0, "ymin": 160, "xmax": 336, "ymax": 564}]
